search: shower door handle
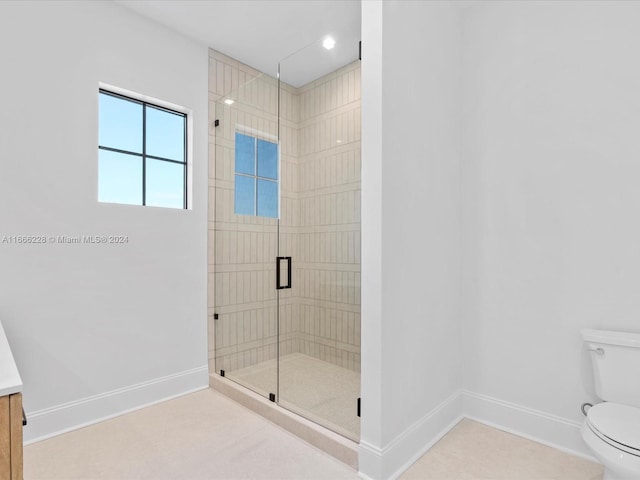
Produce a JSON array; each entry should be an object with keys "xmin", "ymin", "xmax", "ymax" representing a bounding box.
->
[{"xmin": 276, "ymin": 257, "xmax": 292, "ymax": 290}]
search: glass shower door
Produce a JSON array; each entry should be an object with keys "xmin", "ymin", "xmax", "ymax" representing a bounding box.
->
[
  {"xmin": 209, "ymin": 44, "xmax": 361, "ymax": 441},
  {"xmin": 212, "ymin": 61, "xmax": 279, "ymax": 401},
  {"xmin": 277, "ymin": 39, "xmax": 362, "ymax": 441}
]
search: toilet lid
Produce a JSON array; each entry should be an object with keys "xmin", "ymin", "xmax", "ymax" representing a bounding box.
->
[{"xmin": 587, "ymin": 402, "xmax": 640, "ymax": 452}]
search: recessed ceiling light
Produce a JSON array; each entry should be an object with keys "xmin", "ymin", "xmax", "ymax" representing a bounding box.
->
[
  {"xmin": 224, "ymin": 99, "xmax": 234, "ymax": 105},
  {"xmin": 323, "ymin": 37, "xmax": 336, "ymax": 50}
]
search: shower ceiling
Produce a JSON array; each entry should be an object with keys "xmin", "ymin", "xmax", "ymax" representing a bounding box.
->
[{"xmin": 116, "ymin": 0, "xmax": 361, "ymax": 86}]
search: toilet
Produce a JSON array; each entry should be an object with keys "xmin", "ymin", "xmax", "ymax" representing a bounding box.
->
[{"xmin": 582, "ymin": 329, "xmax": 640, "ymax": 480}]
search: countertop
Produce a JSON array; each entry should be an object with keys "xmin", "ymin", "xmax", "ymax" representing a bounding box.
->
[{"xmin": 0, "ymin": 321, "xmax": 22, "ymax": 396}]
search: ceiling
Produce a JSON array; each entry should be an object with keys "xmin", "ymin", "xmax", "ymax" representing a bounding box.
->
[{"xmin": 116, "ymin": 0, "xmax": 361, "ymax": 87}]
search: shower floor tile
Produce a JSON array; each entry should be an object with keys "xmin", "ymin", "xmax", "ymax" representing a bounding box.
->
[{"xmin": 226, "ymin": 353, "xmax": 361, "ymax": 441}]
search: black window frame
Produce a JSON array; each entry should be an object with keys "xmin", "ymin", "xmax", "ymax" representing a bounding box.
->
[{"xmin": 98, "ymin": 89, "xmax": 188, "ymax": 209}]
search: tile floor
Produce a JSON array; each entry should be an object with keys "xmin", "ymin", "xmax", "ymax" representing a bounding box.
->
[
  {"xmin": 227, "ymin": 353, "xmax": 360, "ymax": 440},
  {"xmin": 24, "ymin": 389, "xmax": 603, "ymax": 480},
  {"xmin": 401, "ymin": 419, "xmax": 603, "ymax": 480}
]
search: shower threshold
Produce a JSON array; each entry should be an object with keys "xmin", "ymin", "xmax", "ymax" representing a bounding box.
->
[{"xmin": 210, "ymin": 354, "xmax": 359, "ymax": 469}]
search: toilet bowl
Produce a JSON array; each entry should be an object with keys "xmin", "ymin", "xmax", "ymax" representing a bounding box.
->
[
  {"xmin": 581, "ymin": 402, "xmax": 640, "ymax": 480},
  {"xmin": 581, "ymin": 329, "xmax": 640, "ymax": 480}
]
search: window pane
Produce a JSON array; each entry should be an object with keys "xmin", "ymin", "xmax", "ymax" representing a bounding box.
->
[
  {"xmin": 257, "ymin": 179, "xmax": 278, "ymax": 218},
  {"xmin": 257, "ymin": 139, "xmax": 278, "ymax": 180},
  {"xmin": 146, "ymin": 106, "xmax": 185, "ymax": 161},
  {"xmin": 235, "ymin": 133, "xmax": 255, "ymax": 175},
  {"xmin": 99, "ymin": 93, "xmax": 142, "ymax": 153},
  {"xmin": 235, "ymin": 175, "xmax": 255, "ymax": 216},
  {"xmin": 98, "ymin": 150, "xmax": 142, "ymax": 205},
  {"xmin": 146, "ymin": 159, "xmax": 184, "ymax": 209}
]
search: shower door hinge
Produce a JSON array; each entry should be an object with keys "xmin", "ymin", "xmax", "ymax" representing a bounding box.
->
[
  {"xmin": 357, "ymin": 397, "xmax": 361, "ymax": 417},
  {"xmin": 220, "ymin": 369, "xmax": 225, "ymax": 377},
  {"xmin": 359, "ymin": 41, "xmax": 362, "ymax": 61},
  {"xmin": 269, "ymin": 393, "xmax": 276, "ymax": 402},
  {"xmin": 214, "ymin": 119, "xmax": 219, "ymax": 127}
]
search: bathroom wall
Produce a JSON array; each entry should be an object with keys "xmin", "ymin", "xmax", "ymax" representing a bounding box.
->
[
  {"xmin": 0, "ymin": 0, "xmax": 208, "ymax": 442},
  {"xmin": 461, "ymin": 0, "xmax": 640, "ymax": 449},
  {"xmin": 360, "ymin": 1, "xmax": 640, "ymax": 476},
  {"xmin": 360, "ymin": 1, "xmax": 463, "ymax": 478},
  {"xmin": 295, "ymin": 61, "xmax": 362, "ymax": 372}
]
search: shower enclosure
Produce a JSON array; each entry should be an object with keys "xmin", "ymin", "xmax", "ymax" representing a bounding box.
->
[{"xmin": 208, "ymin": 38, "xmax": 361, "ymax": 441}]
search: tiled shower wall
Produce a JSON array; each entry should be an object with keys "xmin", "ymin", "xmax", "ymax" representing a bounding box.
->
[
  {"xmin": 208, "ymin": 49, "xmax": 361, "ymax": 376},
  {"xmin": 294, "ymin": 61, "xmax": 361, "ymax": 372}
]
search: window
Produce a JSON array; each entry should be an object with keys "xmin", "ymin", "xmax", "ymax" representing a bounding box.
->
[
  {"xmin": 98, "ymin": 89, "xmax": 187, "ymax": 209},
  {"xmin": 234, "ymin": 132, "xmax": 278, "ymax": 218}
]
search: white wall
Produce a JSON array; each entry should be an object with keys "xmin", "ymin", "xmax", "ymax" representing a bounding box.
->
[
  {"xmin": 362, "ymin": 1, "xmax": 640, "ymax": 477},
  {"xmin": 462, "ymin": 0, "xmax": 640, "ymax": 449},
  {"xmin": 360, "ymin": 0, "xmax": 384, "ymax": 469},
  {"xmin": 0, "ymin": 1, "xmax": 209, "ymax": 442},
  {"xmin": 360, "ymin": 2, "xmax": 462, "ymax": 478}
]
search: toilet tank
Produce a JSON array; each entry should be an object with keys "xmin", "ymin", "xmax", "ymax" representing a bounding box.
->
[{"xmin": 582, "ymin": 329, "xmax": 640, "ymax": 408}]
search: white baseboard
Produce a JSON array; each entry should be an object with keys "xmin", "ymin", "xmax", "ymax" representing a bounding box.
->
[
  {"xmin": 358, "ymin": 390, "xmax": 464, "ymax": 480},
  {"xmin": 358, "ymin": 390, "xmax": 595, "ymax": 480},
  {"xmin": 461, "ymin": 390, "xmax": 595, "ymax": 462},
  {"xmin": 23, "ymin": 370, "xmax": 595, "ymax": 478},
  {"xmin": 24, "ymin": 365, "xmax": 209, "ymax": 444}
]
